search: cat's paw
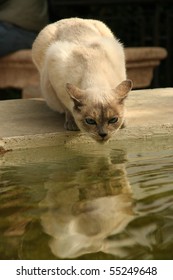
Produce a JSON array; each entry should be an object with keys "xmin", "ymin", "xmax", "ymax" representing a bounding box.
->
[
  {"xmin": 64, "ymin": 111, "xmax": 80, "ymax": 131},
  {"xmin": 64, "ymin": 119, "xmax": 80, "ymax": 131}
]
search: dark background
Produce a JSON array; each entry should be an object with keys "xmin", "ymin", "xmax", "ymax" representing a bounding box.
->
[
  {"xmin": 48, "ymin": 0, "xmax": 173, "ymax": 88},
  {"xmin": 1, "ymin": 0, "xmax": 172, "ymax": 100}
]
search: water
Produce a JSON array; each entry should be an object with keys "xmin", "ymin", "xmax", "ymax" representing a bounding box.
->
[{"xmin": 0, "ymin": 137, "xmax": 173, "ymax": 260}]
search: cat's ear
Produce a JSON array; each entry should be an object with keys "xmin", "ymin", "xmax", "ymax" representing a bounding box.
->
[
  {"xmin": 114, "ymin": 79, "xmax": 133, "ymax": 103},
  {"xmin": 66, "ymin": 83, "xmax": 83, "ymax": 110}
]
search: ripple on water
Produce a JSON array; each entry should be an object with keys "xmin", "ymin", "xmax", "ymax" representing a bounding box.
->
[{"xmin": 0, "ymin": 145, "xmax": 173, "ymax": 260}]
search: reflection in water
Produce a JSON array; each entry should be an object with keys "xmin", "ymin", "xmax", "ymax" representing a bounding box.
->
[
  {"xmin": 40, "ymin": 151, "xmax": 134, "ymax": 258},
  {"xmin": 0, "ymin": 142, "xmax": 173, "ymax": 260}
]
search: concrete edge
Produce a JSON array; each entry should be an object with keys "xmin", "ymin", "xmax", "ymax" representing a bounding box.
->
[{"xmin": 1, "ymin": 123, "xmax": 173, "ymax": 152}]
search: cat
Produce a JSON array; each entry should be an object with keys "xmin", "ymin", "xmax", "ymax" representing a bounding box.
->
[
  {"xmin": 39, "ymin": 148, "xmax": 134, "ymax": 259},
  {"xmin": 32, "ymin": 17, "xmax": 132, "ymax": 142}
]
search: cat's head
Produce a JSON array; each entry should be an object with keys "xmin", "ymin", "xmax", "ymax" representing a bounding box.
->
[{"xmin": 66, "ymin": 80, "xmax": 132, "ymax": 143}]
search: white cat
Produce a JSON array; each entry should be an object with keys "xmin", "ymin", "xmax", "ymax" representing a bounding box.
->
[{"xmin": 32, "ymin": 18, "xmax": 132, "ymax": 142}]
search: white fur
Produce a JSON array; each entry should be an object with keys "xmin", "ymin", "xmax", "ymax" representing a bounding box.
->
[{"xmin": 32, "ymin": 18, "xmax": 126, "ymax": 114}]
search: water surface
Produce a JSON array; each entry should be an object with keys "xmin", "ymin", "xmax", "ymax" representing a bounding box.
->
[{"xmin": 0, "ymin": 137, "xmax": 173, "ymax": 260}]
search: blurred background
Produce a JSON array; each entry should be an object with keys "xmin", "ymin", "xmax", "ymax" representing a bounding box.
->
[
  {"xmin": 48, "ymin": 0, "xmax": 173, "ymax": 88},
  {"xmin": 0, "ymin": 0, "xmax": 173, "ymax": 99}
]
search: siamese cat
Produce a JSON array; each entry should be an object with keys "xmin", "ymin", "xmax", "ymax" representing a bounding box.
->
[
  {"xmin": 40, "ymin": 150, "xmax": 134, "ymax": 259},
  {"xmin": 32, "ymin": 18, "xmax": 132, "ymax": 142}
]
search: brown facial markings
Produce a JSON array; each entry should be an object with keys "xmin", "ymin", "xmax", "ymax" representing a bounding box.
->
[
  {"xmin": 73, "ymin": 100, "xmax": 125, "ymax": 142},
  {"xmin": 97, "ymin": 102, "xmax": 123, "ymax": 126}
]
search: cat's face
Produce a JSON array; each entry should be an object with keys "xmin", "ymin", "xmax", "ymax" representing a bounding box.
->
[
  {"xmin": 66, "ymin": 80, "xmax": 132, "ymax": 143},
  {"xmin": 73, "ymin": 101, "xmax": 124, "ymax": 142}
]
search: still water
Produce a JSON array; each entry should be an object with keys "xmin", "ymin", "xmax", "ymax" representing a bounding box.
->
[{"xmin": 0, "ymin": 137, "xmax": 173, "ymax": 260}]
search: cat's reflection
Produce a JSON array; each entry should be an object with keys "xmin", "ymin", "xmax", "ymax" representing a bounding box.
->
[{"xmin": 40, "ymin": 149, "xmax": 135, "ymax": 259}]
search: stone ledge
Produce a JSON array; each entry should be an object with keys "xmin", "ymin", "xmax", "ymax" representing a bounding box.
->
[
  {"xmin": 1, "ymin": 124, "xmax": 173, "ymax": 152},
  {"xmin": 0, "ymin": 88, "xmax": 173, "ymax": 151}
]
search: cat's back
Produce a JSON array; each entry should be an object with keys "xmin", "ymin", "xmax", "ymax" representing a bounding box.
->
[
  {"xmin": 32, "ymin": 17, "xmax": 115, "ymax": 70},
  {"xmin": 50, "ymin": 18, "xmax": 123, "ymax": 68},
  {"xmin": 53, "ymin": 17, "xmax": 114, "ymax": 43}
]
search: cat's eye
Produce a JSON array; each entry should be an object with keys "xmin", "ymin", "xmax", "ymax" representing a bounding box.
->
[
  {"xmin": 85, "ymin": 118, "xmax": 97, "ymax": 125},
  {"xmin": 108, "ymin": 117, "xmax": 119, "ymax": 124}
]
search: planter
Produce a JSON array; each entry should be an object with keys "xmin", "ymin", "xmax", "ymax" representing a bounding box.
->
[
  {"xmin": 125, "ymin": 47, "xmax": 167, "ymax": 88},
  {"xmin": 0, "ymin": 47, "xmax": 167, "ymax": 98}
]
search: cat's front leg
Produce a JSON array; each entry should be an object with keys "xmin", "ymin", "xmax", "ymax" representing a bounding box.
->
[{"xmin": 64, "ymin": 110, "xmax": 80, "ymax": 131}]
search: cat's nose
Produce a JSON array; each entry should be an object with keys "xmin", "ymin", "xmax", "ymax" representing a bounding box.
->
[{"xmin": 99, "ymin": 132, "xmax": 107, "ymax": 138}]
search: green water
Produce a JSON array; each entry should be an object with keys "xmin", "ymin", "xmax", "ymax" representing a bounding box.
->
[{"xmin": 0, "ymin": 137, "xmax": 173, "ymax": 260}]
